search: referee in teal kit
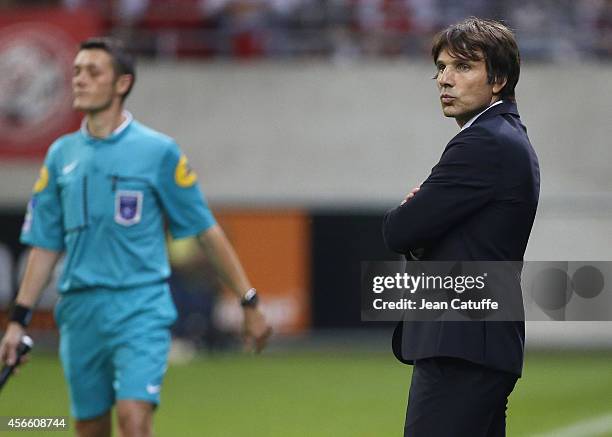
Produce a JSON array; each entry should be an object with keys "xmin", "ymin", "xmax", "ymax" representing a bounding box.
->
[{"xmin": 0, "ymin": 37, "xmax": 271, "ymax": 437}]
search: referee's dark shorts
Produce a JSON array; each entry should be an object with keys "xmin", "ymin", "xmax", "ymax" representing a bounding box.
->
[{"xmin": 404, "ymin": 357, "xmax": 518, "ymax": 437}]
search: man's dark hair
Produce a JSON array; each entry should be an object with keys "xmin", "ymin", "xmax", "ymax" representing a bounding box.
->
[
  {"xmin": 431, "ymin": 17, "xmax": 520, "ymax": 102},
  {"xmin": 79, "ymin": 37, "xmax": 136, "ymax": 101}
]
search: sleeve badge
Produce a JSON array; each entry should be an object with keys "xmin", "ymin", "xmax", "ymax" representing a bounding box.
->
[
  {"xmin": 174, "ymin": 154, "xmax": 198, "ymax": 188},
  {"xmin": 33, "ymin": 166, "xmax": 49, "ymax": 193}
]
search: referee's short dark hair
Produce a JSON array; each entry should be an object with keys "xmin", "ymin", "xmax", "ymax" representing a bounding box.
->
[
  {"xmin": 432, "ymin": 17, "xmax": 520, "ymax": 102},
  {"xmin": 79, "ymin": 37, "xmax": 136, "ymax": 101}
]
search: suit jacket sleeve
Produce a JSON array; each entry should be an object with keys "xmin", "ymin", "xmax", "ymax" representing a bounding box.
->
[{"xmin": 383, "ymin": 126, "xmax": 499, "ymax": 254}]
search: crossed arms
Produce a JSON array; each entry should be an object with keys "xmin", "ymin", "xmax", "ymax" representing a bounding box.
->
[{"xmin": 383, "ymin": 128, "xmax": 499, "ymax": 254}]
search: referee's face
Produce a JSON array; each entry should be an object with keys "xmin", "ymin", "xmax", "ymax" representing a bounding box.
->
[
  {"xmin": 72, "ymin": 49, "xmax": 120, "ymax": 113},
  {"xmin": 435, "ymin": 48, "xmax": 506, "ymax": 127}
]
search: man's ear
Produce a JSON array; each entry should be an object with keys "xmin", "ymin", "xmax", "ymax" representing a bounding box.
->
[
  {"xmin": 492, "ymin": 77, "xmax": 508, "ymax": 95},
  {"xmin": 115, "ymin": 74, "xmax": 133, "ymax": 98}
]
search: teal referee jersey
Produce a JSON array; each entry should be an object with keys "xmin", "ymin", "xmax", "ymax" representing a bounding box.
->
[{"xmin": 21, "ymin": 112, "xmax": 216, "ymax": 292}]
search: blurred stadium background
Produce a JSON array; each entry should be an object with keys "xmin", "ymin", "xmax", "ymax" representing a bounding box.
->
[{"xmin": 1, "ymin": 0, "xmax": 612, "ymax": 435}]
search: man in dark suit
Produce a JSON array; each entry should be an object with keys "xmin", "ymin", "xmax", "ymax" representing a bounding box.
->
[{"xmin": 382, "ymin": 18, "xmax": 540, "ymax": 437}]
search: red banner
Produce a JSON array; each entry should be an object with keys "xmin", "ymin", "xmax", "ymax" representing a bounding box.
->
[{"xmin": 0, "ymin": 8, "xmax": 101, "ymax": 160}]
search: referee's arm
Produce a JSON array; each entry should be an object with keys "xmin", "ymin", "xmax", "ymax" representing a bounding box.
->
[
  {"xmin": 197, "ymin": 224, "xmax": 271, "ymax": 353},
  {"xmin": 0, "ymin": 247, "xmax": 62, "ymax": 366}
]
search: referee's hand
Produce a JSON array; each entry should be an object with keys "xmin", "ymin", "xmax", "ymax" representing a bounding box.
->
[
  {"xmin": 243, "ymin": 308, "xmax": 272, "ymax": 354},
  {"xmin": 0, "ymin": 323, "xmax": 27, "ymax": 368}
]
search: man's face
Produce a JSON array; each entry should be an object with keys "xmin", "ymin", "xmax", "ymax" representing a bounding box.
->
[
  {"xmin": 72, "ymin": 49, "xmax": 120, "ymax": 112},
  {"xmin": 435, "ymin": 48, "xmax": 505, "ymax": 126}
]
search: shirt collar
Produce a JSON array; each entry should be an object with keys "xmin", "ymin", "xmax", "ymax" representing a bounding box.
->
[
  {"xmin": 459, "ymin": 100, "xmax": 503, "ymax": 132},
  {"xmin": 80, "ymin": 110, "xmax": 133, "ymax": 140}
]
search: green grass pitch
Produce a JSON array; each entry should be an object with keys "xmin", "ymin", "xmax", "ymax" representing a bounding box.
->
[{"xmin": 2, "ymin": 351, "xmax": 612, "ymax": 436}]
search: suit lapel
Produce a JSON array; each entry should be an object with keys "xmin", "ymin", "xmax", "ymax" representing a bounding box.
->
[
  {"xmin": 474, "ymin": 101, "xmax": 519, "ymax": 124},
  {"xmin": 443, "ymin": 101, "xmax": 520, "ymax": 148}
]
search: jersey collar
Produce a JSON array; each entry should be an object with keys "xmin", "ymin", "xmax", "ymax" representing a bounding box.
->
[{"xmin": 80, "ymin": 110, "xmax": 134, "ymax": 143}]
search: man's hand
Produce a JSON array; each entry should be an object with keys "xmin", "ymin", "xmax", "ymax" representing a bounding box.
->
[
  {"xmin": 243, "ymin": 308, "xmax": 272, "ymax": 353},
  {"xmin": 2, "ymin": 246, "xmax": 60, "ymax": 370},
  {"xmin": 400, "ymin": 186, "xmax": 421, "ymax": 205},
  {"xmin": 0, "ymin": 323, "xmax": 26, "ymax": 367},
  {"xmin": 197, "ymin": 226, "xmax": 272, "ymax": 352}
]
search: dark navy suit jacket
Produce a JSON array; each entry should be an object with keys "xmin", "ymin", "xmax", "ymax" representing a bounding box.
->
[{"xmin": 382, "ymin": 101, "xmax": 540, "ymax": 376}]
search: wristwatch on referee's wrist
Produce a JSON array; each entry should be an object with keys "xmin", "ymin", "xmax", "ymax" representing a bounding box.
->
[
  {"xmin": 10, "ymin": 303, "xmax": 33, "ymax": 328},
  {"xmin": 240, "ymin": 288, "xmax": 259, "ymax": 308}
]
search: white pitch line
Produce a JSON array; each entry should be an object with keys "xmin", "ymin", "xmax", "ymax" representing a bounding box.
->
[{"xmin": 530, "ymin": 413, "xmax": 612, "ymax": 437}]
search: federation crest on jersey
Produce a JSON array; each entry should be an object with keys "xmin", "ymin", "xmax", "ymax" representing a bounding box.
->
[
  {"xmin": 115, "ymin": 190, "xmax": 143, "ymax": 226},
  {"xmin": 174, "ymin": 154, "xmax": 197, "ymax": 188}
]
